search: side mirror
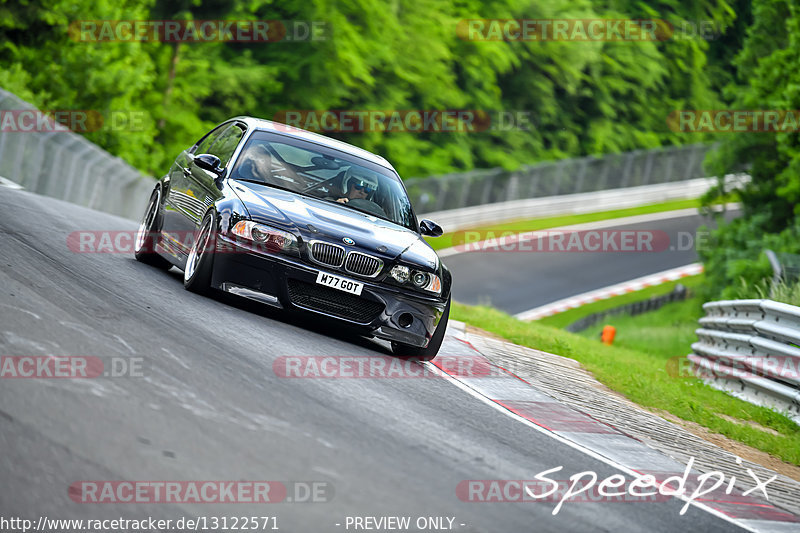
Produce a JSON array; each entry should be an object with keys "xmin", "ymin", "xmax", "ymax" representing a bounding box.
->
[
  {"xmin": 194, "ymin": 153, "xmax": 224, "ymax": 177},
  {"xmin": 419, "ymin": 219, "xmax": 444, "ymax": 237}
]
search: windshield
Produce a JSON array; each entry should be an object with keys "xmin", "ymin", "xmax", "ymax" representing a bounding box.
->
[{"xmin": 229, "ymin": 131, "xmax": 417, "ymax": 231}]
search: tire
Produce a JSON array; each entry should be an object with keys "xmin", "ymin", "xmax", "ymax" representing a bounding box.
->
[
  {"xmin": 134, "ymin": 188, "xmax": 172, "ymax": 270},
  {"xmin": 391, "ymin": 298, "xmax": 450, "ymax": 362},
  {"xmin": 183, "ymin": 212, "xmax": 216, "ymax": 294}
]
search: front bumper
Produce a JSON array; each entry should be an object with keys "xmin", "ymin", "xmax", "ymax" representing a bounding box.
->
[{"xmin": 210, "ymin": 236, "xmax": 448, "ymax": 348}]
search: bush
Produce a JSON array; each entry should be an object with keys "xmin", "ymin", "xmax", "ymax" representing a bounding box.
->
[{"xmin": 698, "ymin": 213, "xmax": 800, "ymax": 300}]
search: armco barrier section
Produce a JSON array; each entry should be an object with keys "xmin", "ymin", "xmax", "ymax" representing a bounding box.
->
[
  {"xmin": 421, "ymin": 176, "xmax": 747, "ymax": 232},
  {"xmin": 406, "ymin": 143, "xmax": 712, "ymax": 215},
  {"xmin": 0, "ymin": 88, "xmax": 155, "ymax": 220},
  {"xmin": 691, "ymin": 299, "xmax": 800, "ymax": 422}
]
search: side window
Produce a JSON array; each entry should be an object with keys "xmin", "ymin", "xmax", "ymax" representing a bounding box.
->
[
  {"xmin": 193, "ymin": 124, "xmax": 228, "ymax": 155},
  {"xmin": 207, "ymin": 124, "xmax": 246, "ymax": 167}
]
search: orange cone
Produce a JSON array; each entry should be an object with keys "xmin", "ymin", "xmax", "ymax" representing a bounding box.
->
[{"xmin": 601, "ymin": 325, "xmax": 616, "ymax": 345}]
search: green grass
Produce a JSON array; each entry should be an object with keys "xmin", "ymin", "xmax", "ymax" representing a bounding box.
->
[
  {"xmin": 451, "ymin": 300, "xmax": 800, "ymax": 465},
  {"xmin": 426, "ymin": 197, "xmax": 702, "ymax": 251},
  {"xmin": 538, "ymin": 274, "xmax": 706, "ymax": 330}
]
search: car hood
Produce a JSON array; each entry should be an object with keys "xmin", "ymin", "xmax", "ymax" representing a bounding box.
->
[{"xmin": 230, "ymin": 180, "xmax": 439, "ymax": 267}]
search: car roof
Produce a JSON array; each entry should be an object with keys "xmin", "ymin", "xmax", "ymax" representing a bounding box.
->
[{"xmin": 233, "ymin": 116, "xmax": 396, "ymax": 172}]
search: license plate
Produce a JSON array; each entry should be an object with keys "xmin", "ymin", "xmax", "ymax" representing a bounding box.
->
[{"xmin": 315, "ymin": 271, "xmax": 364, "ymax": 296}]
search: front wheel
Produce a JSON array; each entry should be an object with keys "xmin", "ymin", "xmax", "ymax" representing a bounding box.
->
[
  {"xmin": 184, "ymin": 213, "xmax": 216, "ymax": 294},
  {"xmin": 391, "ymin": 298, "xmax": 450, "ymax": 362}
]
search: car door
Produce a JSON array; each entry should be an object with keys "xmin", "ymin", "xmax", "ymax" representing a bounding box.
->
[
  {"xmin": 162, "ymin": 123, "xmax": 229, "ymax": 255},
  {"xmin": 183, "ymin": 122, "xmax": 246, "ymax": 225},
  {"xmin": 164, "ymin": 122, "xmax": 246, "ymax": 255}
]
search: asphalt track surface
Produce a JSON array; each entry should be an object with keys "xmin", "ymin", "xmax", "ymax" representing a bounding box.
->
[
  {"xmin": 445, "ymin": 210, "xmax": 738, "ymax": 315},
  {"xmin": 0, "ymin": 188, "xmax": 743, "ymax": 532}
]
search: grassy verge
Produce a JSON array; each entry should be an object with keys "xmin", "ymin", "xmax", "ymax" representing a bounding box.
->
[
  {"xmin": 426, "ymin": 197, "xmax": 701, "ymax": 251},
  {"xmin": 538, "ymin": 274, "xmax": 706, "ymax": 330},
  {"xmin": 451, "ymin": 299, "xmax": 800, "ymax": 465}
]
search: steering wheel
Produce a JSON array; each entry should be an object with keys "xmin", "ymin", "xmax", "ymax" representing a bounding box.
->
[{"xmin": 347, "ymin": 198, "xmax": 387, "ymax": 218}]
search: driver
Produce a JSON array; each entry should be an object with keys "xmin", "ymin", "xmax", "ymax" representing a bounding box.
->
[{"xmin": 336, "ymin": 168, "xmax": 379, "ymax": 204}]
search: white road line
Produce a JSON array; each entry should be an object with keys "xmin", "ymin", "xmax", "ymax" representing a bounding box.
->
[
  {"xmin": 425, "ymin": 359, "xmax": 759, "ymax": 532},
  {"xmin": 514, "ymin": 263, "xmax": 703, "ymax": 321}
]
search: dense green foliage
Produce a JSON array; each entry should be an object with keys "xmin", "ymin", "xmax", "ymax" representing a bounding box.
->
[
  {"xmin": 2, "ymin": 0, "xmax": 735, "ymax": 179},
  {"xmin": 700, "ymin": 0, "xmax": 800, "ymax": 298},
  {"xmin": 5, "ymin": 1, "xmax": 796, "ymax": 298}
]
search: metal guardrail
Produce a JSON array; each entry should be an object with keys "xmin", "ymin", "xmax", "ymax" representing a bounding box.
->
[
  {"xmin": 406, "ymin": 143, "xmax": 712, "ymax": 215},
  {"xmin": 421, "ymin": 175, "xmax": 749, "ymax": 232},
  {"xmin": 690, "ymin": 299, "xmax": 800, "ymax": 422},
  {"xmin": 0, "ymin": 88, "xmax": 155, "ymax": 220}
]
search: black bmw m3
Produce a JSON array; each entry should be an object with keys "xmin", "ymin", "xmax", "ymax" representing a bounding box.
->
[{"xmin": 134, "ymin": 117, "xmax": 451, "ymax": 360}]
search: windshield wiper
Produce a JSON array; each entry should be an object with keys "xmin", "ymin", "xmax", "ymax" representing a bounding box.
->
[{"xmin": 330, "ymin": 200, "xmax": 391, "ymax": 222}]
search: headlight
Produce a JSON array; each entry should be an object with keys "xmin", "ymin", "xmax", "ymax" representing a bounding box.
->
[
  {"xmin": 390, "ymin": 265, "xmax": 410, "ymax": 283},
  {"xmin": 232, "ymin": 220, "xmax": 299, "ymax": 256},
  {"xmin": 411, "ymin": 271, "xmax": 428, "ymax": 287},
  {"xmin": 390, "ymin": 265, "xmax": 441, "ymax": 294},
  {"xmin": 420, "ymin": 272, "xmax": 442, "ymax": 294}
]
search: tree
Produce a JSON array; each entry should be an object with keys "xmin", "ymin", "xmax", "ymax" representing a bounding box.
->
[{"xmin": 700, "ymin": 0, "xmax": 800, "ymax": 298}]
